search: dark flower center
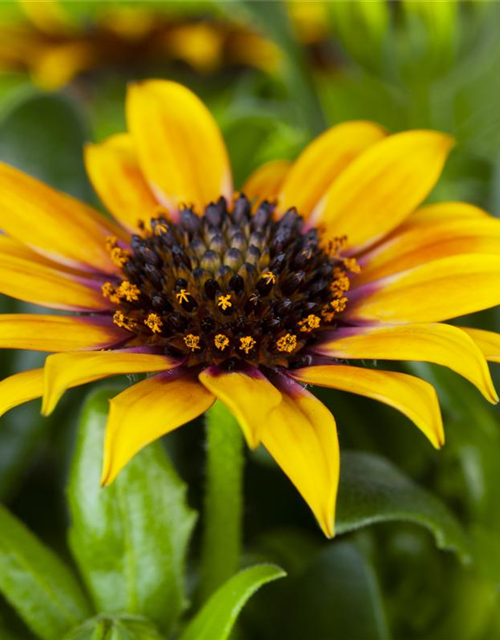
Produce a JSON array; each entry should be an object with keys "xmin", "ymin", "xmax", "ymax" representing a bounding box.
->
[{"xmin": 102, "ymin": 195, "xmax": 358, "ymax": 370}]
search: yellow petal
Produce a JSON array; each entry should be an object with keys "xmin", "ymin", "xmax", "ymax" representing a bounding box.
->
[
  {"xmin": 101, "ymin": 371, "xmax": 215, "ymax": 485},
  {"xmin": 242, "ymin": 160, "xmax": 291, "ymax": 203},
  {"xmin": 0, "ymin": 314, "xmax": 127, "ymax": 352},
  {"xmin": 260, "ymin": 379, "xmax": 339, "ymax": 538},
  {"xmin": 42, "ymin": 350, "xmax": 179, "ymax": 416},
  {"xmin": 0, "ymin": 253, "xmax": 111, "ymax": 312},
  {"xmin": 0, "ymin": 235, "xmax": 87, "ymax": 275},
  {"xmin": 360, "ymin": 207, "xmax": 500, "ymax": 282},
  {"xmin": 0, "ymin": 369, "xmax": 43, "ymax": 420},
  {"xmin": 0, "ymin": 161, "xmax": 125, "ymax": 273},
  {"xmin": 347, "ymin": 254, "xmax": 500, "ymax": 324},
  {"xmin": 316, "ymin": 323, "xmax": 497, "ymax": 404},
  {"xmin": 315, "ymin": 130, "xmax": 454, "ymax": 250},
  {"xmin": 461, "ymin": 328, "xmax": 500, "ymax": 364},
  {"xmin": 409, "ymin": 201, "xmax": 490, "ymax": 223},
  {"xmin": 127, "ymin": 80, "xmax": 232, "ymax": 212},
  {"xmin": 281, "ymin": 121, "xmax": 386, "ymax": 217},
  {"xmin": 85, "ymin": 134, "xmax": 159, "ymax": 233},
  {"xmin": 198, "ymin": 367, "xmax": 282, "ymax": 448},
  {"xmin": 291, "ymin": 364, "xmax": 444, "ymax": 448}
]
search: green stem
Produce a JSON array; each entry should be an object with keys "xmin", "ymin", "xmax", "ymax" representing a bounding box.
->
[{"xmin": 199, "ymin": 401, "xmax": 244, "ymax": 603}]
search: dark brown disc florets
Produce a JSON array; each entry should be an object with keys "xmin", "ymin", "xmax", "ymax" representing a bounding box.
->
[{"xmin": 103, "ymin": 195, "xmax": 359, "ymax": 369}]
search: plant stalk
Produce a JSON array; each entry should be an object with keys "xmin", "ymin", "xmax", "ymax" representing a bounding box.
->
[{"xmin": 199, "ymin": 401, "xmax": 245, "ymax": 603}]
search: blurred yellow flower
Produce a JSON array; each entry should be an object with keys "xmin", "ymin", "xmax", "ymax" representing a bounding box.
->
[
  {"xmin": 0, "ymin": 0, "xmax": 282, "ymax": 89},
  {"xmin": 0, "ymin": 80, "xmax": 499, "ymax": 537}
]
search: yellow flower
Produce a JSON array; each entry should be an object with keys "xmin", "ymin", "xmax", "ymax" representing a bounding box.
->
[
  {"xmin": 0, "ymin": 0, "xmax": 282, "ymax": 90},
  {"xmin": 1, "ymin": 80, "xmax": 500, "ymax": 539}
]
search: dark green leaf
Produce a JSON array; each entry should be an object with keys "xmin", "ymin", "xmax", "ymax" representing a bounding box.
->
[
  {"xmin": 64, "ymin": 615, "xmax": 163, "ymax": 640},
  {"xmin": 0, "ymin": 503, "xmax": 91, "ymax": 640},
  {"xmin": 68, "ymin": 387, "xmax": 197, "ymax": 634},
  {"xmin": 0, "ymin": 88, "xmax": 92, "ymax": 200},
  {"xmin": 337, "ymin": 452, "xmax": 470, "ymax": 562},
  {"xmin": 282, "ymin": 543, "xmax": 390, "ymax": 640},
  {"xmin": 178, "ymin": 564, "xmax": 285, "ymax": 640}
]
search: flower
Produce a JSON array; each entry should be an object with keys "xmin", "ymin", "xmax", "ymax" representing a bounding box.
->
[
  {"xmin": 0, "ymin": 1, "xmax": 280, "ymax": 90},
  {"xmin": 1, "ymin": 79, "xmax": 500, "ymax": 538}
]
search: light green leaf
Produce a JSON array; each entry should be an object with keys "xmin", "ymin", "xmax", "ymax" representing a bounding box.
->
[
  {"xmin": 68, "ymin": 387, "xmax": 197, "ymax": 635},
  {"xmin": 64, "ymin": 614, "xmax": 164, "ymax": 640},
  {"xmin": 0, "ymin": 88, "xmax": 92, "ymax": 200},
  {"xmin": 282, "ymin": 543, "xmax": 390, "ymax": 640},
  {"xmin": 0, "ymin": 503, "xmax": 91, "ymax": 640},
  {"xmin": 337, "ymin": 452, "xmax": 470, "ymax": 562},
  {"xmin": 179, "ymin": 564, "xmax": 285, "ymax": 640}
]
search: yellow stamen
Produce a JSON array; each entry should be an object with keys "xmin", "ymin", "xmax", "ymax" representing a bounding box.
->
[
  {"xmin": 261, "ymin": 271, "xmax": 277, "ymax": 285},
  {"xmin": 217, "ymin": 294, "xmax": 232, "ymax": 311},
  {"xmin": 321, "ymin": 310, "xmax": 335, "ymax": 323},
  {"xmin": 110, "ymin": 247, "xmax": 130, "ymax": 268},
  {"xmin": 299, "ymin": 314, "xmax": 321, "ymax": 333},
  {"xmin": 113, "ymin": 311, "xmax": 137, "ymax": 331},
  {"xmin": 327, "ymin": 235, "xmax": 348, "ymax": 257},
  {"xmin": 330, "ymin": 275, "xmax": 350, "ymax": 298},
  {"xmin": 214, "ymin": 334, "xmax": 230, "ymax": 351},
  {"xmin": 330, "ymin": 297, "xmax": 348, "ymax": 313},
  {"xmin": 145, "ymin": 313, "xmax": 163, "ymax": 333},
  {"xmin": 276, "ymin": 333, "xmax": 297, "ymax": 353},
  {"xmin": 117, "ymin": 281, "xmax": 141, "ymax": 302},
  {"xmin": 239, "ymin": 336, "xmax": 256, "ymax": 354},
  {"xmin": 344, "ymin": 257, "xmax": 361, "ymax": 274},
  {"xmin": 249, "ymin": 293, "xmax": 260, "ymax": 305},
  {"xmin": 176, "ymin": 288, "xmax": 191, "ymax": 304},
  {"xmin": 101, "ymin": 282, "xmax": 120, "ymax": 304},
  {"xmin": 184, "ymin": 334, "xmax": 201, "ymax": 351},
  {"xmin": 154, "ymin": 221, "xmax": 169, "ymax": 236}
]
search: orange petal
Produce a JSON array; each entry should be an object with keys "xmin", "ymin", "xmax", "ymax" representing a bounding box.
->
[
  {"xmin": 260, "ymin": 376, "xmax": 339, "ymax": 537},
  {"xmin": 85, "ymin": 133, "xmax": 159, "ymax": 233},
  {"xmin": 347, "ymin": 254, "xmax": 500, "ymax": 324},
  {"xmin": 316, "ymin": 323, "xmax": 497, "ymax": 404},
  {"xmin": 0, "ymin": 160, "xmax": 125, "ymax": 273},
  {"xmin": 0, "ymin": 314, "xmax": 127, "ymax": 352},
  {"xmin": 198, "ymin": 367, "xmax": 282, "ymax": 448},
  {"xmin": 360, "ymin": 206, "xmax": 500, "ymax": 282},
  {"xmin": 460, "ymin": 328, "xmax": 500, "ymax": 364},
  {"xmin": 291, "ymin": 364, "xmax": 444, "ymax": 448},
  {"xmin": 314, "ymin": 130, "xmax": 454, "ymax": 251},
  {"xmin": 101, "ymin": 371, "xmax": 215, "ymax": 485},
  {"xmin": 281, "ymin": 121, "xmax": 386, "ymax": 217},
  {"xmin": 42, "ymin": 350, "xmax": 179, "ymax": 416},
  {"xmin": 127, "ymin": 80, "xmax": 232, "ymax": 213},
  {"xmin": 0, "ymin": 253, "xmax": 111, "ymax": 312},
  {"xmin": 242, "ymin": 160, "xmax": 291, "ymax": 203},
  {"xmin": 0, "ymin": 368, "xmax": 43, "ymax": 420}
]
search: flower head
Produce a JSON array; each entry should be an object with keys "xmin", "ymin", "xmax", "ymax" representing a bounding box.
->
[{"xmin": 1, "ymin": 80, "xmax": 500, "ymax": 538}]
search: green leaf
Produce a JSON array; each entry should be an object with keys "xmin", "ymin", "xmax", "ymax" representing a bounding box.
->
[
  {"xmin": 337, "ymin": 452, "xmax": 470, "ymax": 562},
  {"xmin": 0, "ymin": 503, "xmax": 91, "ymax": 640},
  {"xmin": 64, "ymin": 615, "xmax": 164, "ymax": 640},
  {"xmin": 68, "ymin": 387, "xmax": 197, "ymax": 635},
  {"xmin": 282, "ymin": 543, "xmax": 390, "ymax": 640},
  {"xmin": 0, "ymin": 88, "xmax": 92, "ymax": 200},
  {"xmin": 179, "ymin": 564, "xmax": 286, "ymax": 640}
]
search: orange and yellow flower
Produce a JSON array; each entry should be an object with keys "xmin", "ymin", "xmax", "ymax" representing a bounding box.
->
[
  {"xmin": 0, "ymin": 1, "xmax": 281, "ymax": 90},
  {"xmin": 1, "ymin": 80, "xmax": 500, "ymax": 537}
]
